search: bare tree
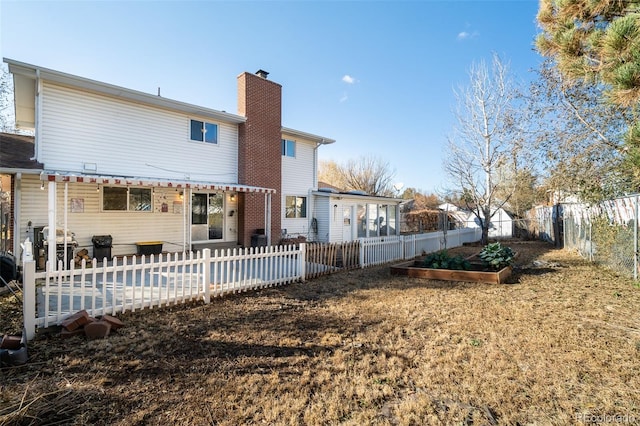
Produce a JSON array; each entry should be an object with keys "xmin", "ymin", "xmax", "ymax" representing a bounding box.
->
[
  {"xmin": 0, "ymin": 64, "xmax": 14, "ymax": 133},
  {"xmin": 318, "ymin": 160, "xmax": 347, "ymax": 189},
  {"xmin": 444, "ymin": 54, "xmax": 521, "ymax": 245},
  {"xmin": 319, "ymin": 156, "xmax": 397, "ymax": 197}
]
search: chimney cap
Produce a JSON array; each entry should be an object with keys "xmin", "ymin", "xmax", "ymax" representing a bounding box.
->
[{"xmin": 255, "ymin": 69, "xmax": 269, "ymax": 79}]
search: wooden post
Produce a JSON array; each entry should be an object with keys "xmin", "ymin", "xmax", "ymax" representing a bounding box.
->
[
  {"xmin": 22, "ymin": 260, "xmax": 36, "ymax": 340},
  {"xmin": 202, "ymin": 248, "xmax": 211, "ymax": 304}
]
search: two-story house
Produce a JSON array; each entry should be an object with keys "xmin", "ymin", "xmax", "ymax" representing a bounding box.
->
[{"xmin": 3, "ymin": 58, "xmax": 341, "ymax": 266}]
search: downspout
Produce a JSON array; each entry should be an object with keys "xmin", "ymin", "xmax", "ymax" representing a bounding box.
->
[
  {"xmin": 308, "ymin": 187, "xmax": 313, "ymax": 240},
  {"xmin": 309, "ymin": 141, "xmax": 322, "ymax": 241},
  {"xmin": 30, "ymin": 69, "xmax": 42, "ymax": 161}
]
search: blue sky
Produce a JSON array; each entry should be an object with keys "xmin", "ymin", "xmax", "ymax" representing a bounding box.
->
[{"xmin": 0, "ymin": 0, "xmax": 542, "ymax": 195}]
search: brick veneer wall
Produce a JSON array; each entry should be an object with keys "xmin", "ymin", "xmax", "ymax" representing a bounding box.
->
[{"xmin": 237, "ymin": 72, "xmax": 282, "ymax": 247}]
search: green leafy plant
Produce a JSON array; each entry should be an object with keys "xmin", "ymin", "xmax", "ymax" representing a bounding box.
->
[
  {"xmin": 479, "ymin": 242, "xmax": 515, "ymax": 270},
  {"xmin": 422, "ymin": 250, "xmax": 471, "ymax": 270}
]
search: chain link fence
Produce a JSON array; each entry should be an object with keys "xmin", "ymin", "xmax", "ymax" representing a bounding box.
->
[{"xmin": 534, "ymin": 195, "xmax": 640, "ymax": 280}]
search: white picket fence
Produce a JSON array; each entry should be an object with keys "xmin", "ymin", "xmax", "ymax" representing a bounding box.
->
[
  {"xmin": 22, "ymin": 244, "xmax": 305, "ymax": 339},
  {"xmin": 22, "ymin": 228, "xmax": 482, "ymax": 339},
  {"xmin": 360, "ymin": 228, "xmax": 482, "ymax": 267}
]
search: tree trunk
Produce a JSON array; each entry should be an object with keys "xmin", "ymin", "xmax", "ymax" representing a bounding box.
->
[
  {"xmin": 481, "ymin": 224, "xmax": 489, "ymax": 246},
  {"xmin": 481, "ymin": 208, "xmax": 491, "ymax": 245}
]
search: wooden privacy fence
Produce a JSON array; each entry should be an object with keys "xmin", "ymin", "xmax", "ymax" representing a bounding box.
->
[{"xmin": 305, "ymin": 240, "xmax": 360, "ymax": 279}]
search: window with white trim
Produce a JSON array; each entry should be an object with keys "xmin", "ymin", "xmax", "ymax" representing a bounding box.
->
[
  {"xmin": 281, "ymin": 139, "xmax": 296, "ymax": 157},
  {"xmin": 103, "ymin": 187, "xmax": 152, "ymax": 211},
  {"xmin": 285, "ymin": 196, "xmax": 307, "ymax": 218},
  {"xmin": 190, "ymin": 119, "xmax": 218, "ymax": 144}
]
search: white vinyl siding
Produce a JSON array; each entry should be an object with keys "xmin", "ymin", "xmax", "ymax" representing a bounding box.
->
[
  {"xmin": 311, "ymin": 194, "xmax": 402, "ymax": 243},
  {"xmin": 40, "ymin": 82, "xmax": 239, "ymax": 182},
  {"xmin": 281, "ymin": 137, "xmax": 315, "ymax": 237},
  {"xmin": 281, "ymin": 138, "xmax": 314, "ymax": 194},
  {"xmin": 19, "ymin": 175, "xmax": 188, "ymax": 257},
  {"xmin": 329, "ymin": 200, "xmax": 344, "ymax": 243},
  {"xmin": 311, "ymin": 195, "xmax": 331, "ymax": 243}
]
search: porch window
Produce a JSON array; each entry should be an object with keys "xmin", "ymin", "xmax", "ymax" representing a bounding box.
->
[
  {"xmin": 357, "ymin": 204, "xmax": 367, "ymax": 238},
  {"xmin": 281, "ymin": 139, "xmax": 296, "ymax": 158},
  {"xmin": 102, "ymin": 187, "xmax": 152, "ymax": 211},
  {"xmin": 190, "ymin": 119, "xmax": 218, "ymax": 144},
  {"xmin": 356, "ymin": 203, "xmax": 397, "ymax": 237},
  {"xmin": 386, "ymin": 204, "xmax": 397, "ymax": 236},
  {"xmin": 285, "ymin": 196, "xmax": 306, "ymax": 218}
]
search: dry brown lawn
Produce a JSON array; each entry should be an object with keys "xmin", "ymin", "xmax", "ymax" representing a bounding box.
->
[{"xmin": 1, "ymin": 240, "xmax": 640, "ymax": 425}]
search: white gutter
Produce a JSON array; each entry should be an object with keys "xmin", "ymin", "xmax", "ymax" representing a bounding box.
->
[
  {"xmin": 282, "ymin": 127, "xmax": 335, "ymax": 145},
  {"xmin": 0, "ymin": 168, "xmax": 41, "ymax": 175},
  {"xmin": 30, "ymin": 69, "xmax": 41, "ymax": 161},
  {"xmin": 308, "ymin": 141, "xmax": 323, "ymax": 239}
]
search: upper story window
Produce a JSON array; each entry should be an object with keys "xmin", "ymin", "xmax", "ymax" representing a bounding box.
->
[
  {"xmin": 190, "ymin": 119, "xmax": 218, "ymax": 144},
  {"xmin": 103, "ymin": 187, "xmax": 152, "ymax": 212},
  {"xmin": 282, "ymin": 139, "xmax": 296, "ymax": 157}
]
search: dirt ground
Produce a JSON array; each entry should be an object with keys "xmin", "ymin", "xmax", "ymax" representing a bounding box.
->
[{"xmin": 1, "ymin": 240, "xmax": 640, "ymax": 425}]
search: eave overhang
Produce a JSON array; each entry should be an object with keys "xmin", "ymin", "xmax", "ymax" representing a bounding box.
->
[
  {"xmin": 282, "ymin": 127, "xmax": 335, "ymax": 145},
  {"xmin": 4, "ymin": 58, "xmax": 247, "ymax": 126}
]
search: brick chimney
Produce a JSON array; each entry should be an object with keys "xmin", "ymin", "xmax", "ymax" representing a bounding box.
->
[{"xmin": 237, "ymin": 70, "xmax": 282, "ymax": 247}]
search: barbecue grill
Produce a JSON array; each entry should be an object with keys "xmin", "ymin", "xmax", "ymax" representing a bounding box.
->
[{"xmin": 42, "ymin": 227, "xmax": 78, "ymax": 268}]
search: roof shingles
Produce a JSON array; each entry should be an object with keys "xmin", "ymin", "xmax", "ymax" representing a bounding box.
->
[{"xmin": 0, "ymin": 132, "xmax": 42, "ymax": 170}]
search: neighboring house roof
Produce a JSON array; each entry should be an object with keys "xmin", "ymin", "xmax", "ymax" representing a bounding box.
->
[
  {"xmin": 0, "ymin": 132, "xmax": 42, "ymax": 172},
  {"xmin": 317, "ymin": 181, "xmax": 342, "ymax": 191},
  {"xmin": 438, "ymin": 202, "xmax": 461, "ymax": 211}
]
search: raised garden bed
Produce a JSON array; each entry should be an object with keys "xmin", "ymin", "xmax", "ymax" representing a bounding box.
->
[{"xmin": 390, "ymin": 259, "xmax": 512, "ymax": 284}]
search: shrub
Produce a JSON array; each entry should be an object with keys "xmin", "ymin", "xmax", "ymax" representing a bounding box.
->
[
  {"xmin": 479, "ymin": 242, "xmax": 515, "ymax": 270},
  {"xmin": 422, "ymin": 250, "xmax": 471, "ymax": 270}
]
